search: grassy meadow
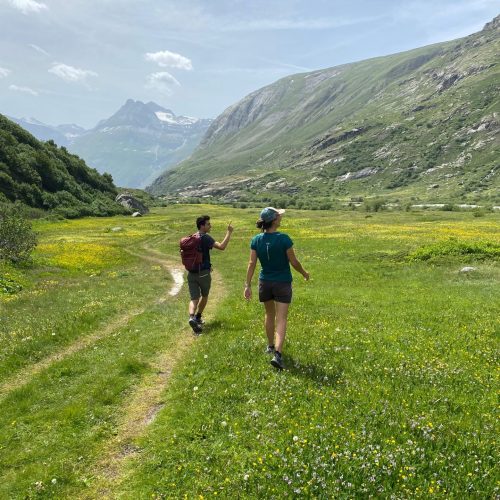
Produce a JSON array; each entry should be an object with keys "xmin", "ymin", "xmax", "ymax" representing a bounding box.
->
[{"xmin": 0, "ymin": 206, "xmax": 498, "ymax": 498}]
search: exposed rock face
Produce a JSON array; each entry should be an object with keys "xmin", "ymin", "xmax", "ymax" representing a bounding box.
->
[
  {"xmin": 115, "ymin": 193, "xmax": 149, "ymax": 214},
  {"xmin": 312, "ymin": 128, "xmax": 366, "ymax": 151},
  {"xmin": 482, "ymin": 15, "xmax": 499, "ymax": 32},
  {"xmin": 336, "ymin": 168, "xmax": 379, "ymax": 182}
]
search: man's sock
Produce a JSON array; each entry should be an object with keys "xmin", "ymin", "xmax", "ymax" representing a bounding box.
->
[
  {"xmin": 189, "ymin": 314, "xmax": 195, "ymax": 319},
  {"xmin": 275, "ymin": 351, "xmax": 282, "ymax": 357},
  {"xmin": 195, "ymin": 313, "xmax": 202, "ymax": 320}
]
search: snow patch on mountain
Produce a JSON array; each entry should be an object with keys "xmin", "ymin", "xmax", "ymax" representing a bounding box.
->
[{"xmin": 155, "ymin": 111, "xmax": 199, "ymax": 125}]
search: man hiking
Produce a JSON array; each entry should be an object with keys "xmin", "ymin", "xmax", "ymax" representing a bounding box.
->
[{"xmin": 185, "ymin": 215, "xmax": 234, "ymax": 334}]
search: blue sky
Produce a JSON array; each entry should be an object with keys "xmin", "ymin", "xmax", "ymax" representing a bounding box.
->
[{"xmin": 0, "ymin": 0, "xmax": 498, "ymax": 128}]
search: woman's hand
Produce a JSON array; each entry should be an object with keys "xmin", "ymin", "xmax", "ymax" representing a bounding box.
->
[
  {"xmin": 302, "ymin": 271, "xmax": 310, "ymax": 281},
  {"xmin": 244, "ymin": 285, "xmax": 252, "ymax": 300}
]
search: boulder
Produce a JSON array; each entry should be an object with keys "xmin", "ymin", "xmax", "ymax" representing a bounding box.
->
[
  {"xmin": 460, "ymin": 266, "xmax": 477, "ymax": 273},
  {"xmin": 115, "ymin": 193, "xmax": 149, "ymax": 214}
]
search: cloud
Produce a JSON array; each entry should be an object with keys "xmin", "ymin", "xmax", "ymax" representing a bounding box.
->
[
  {"xmin": 223, "ymin": 15, "xmax": 387, "ymax": 31},
  {"xmin": 29, "ymin": 44, "xmax": 50, "ymax": 56},
  {"xmin": 8, "ymin": 0, "xmax": 48, "ymax": 14},
  {"xmin": 145, "ymin": 50, "xmax": 193, "ymax": 70},
  {"xmin": 9, "ymin": 84, "xmax": 38, "ymax": 96},
  {"xmin": 0, "ymin": 67, "xmax": 12, "ymax": 78},
  {"xmin": 48, "ymin": 63, "xmax": 98, "ymax": 83},
  {"xmin": 145, "ymin": 71, "xmax": 180, "ymax": 95}
]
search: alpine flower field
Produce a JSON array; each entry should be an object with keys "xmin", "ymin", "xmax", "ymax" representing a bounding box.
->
[{"xmin": 0, "ymin": 206, "xmax": 498, "ymax": 498}]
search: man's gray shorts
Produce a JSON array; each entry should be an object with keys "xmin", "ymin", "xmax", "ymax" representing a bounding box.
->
[{"xmin": 187, "ymin": 270, "xmax": 212, "ymax": 300}]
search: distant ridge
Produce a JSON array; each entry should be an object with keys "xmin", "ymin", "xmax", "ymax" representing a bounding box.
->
[
  {"xmin": 70, "ymin": 100, "xmax": 212, "ymax": 188},
  {"xmin": 7, "ymin": 100, "xmax": 212, "ymax": 189},
  {"xmin": 149, "ymin": 15, "xmax": 500, "ymax": 205}
]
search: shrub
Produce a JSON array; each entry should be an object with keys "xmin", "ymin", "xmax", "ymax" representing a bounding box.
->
[
  {"xmin": 441, "ymin": 204, "xmax": 456, "ymax": 211},
  {"xmin": 0, "ymin": 274, "xmax": 23, "ymax": 294},
  {"xmin": 408, "ymin": 239, "xmax": 500, "ymax": 261},
  {"xmin": 364, "ymin": 198, "xmax": 386, "ymax": 212},
  {"xmin": 0, "ymin": 204, "xmax": 38, "ymax": 263}
]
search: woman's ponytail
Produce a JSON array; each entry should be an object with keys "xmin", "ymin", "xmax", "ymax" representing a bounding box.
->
[{"xmin": 256, "ymin": 219, "xmax": 273, "ymax": 231}]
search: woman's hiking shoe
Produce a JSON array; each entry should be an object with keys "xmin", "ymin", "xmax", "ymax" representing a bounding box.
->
[
  {"xmin": 265, "ymin": 345, "xmax": 275, "ymax": 354},
  {"xmin": 271, "ymin": 352, "xmax": 284, "ymax": 370},
  {"xmin": 189, "ymin": 317, "xmax": 202, "ymax": 334}
]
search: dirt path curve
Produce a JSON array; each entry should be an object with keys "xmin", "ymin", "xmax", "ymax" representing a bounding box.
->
[
  {"xmin": 81, "ymin": 249, "xmax": 226, "ymax": 499},
  {"xmin": 0, "ymin": 244, "xmax": 184, "ymax": 402}
]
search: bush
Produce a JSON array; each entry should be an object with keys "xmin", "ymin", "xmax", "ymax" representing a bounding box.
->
[
  {"xmin": 408, "ymin": 239, "xmax": 500, "ymax": 261},
  {"xmin": 0, "ymin": 204, "xmax": 38, "ymax": 263},
  {"xmin": 364, "ymin": 198, "xmax": 386, "ymax": 212}
]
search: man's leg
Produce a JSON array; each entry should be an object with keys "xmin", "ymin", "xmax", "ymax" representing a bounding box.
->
[
  {"xmin": 187, "ymin": 273, "xmax": 202, "ymax": 333},
  {"xmin": 189, "ymin": 298, "xmax": 200, "ymax": 316},
  {"xmin": 197, "ymin": 295, "xmax": 208, "ymax": 314},
  {"xmin": 195, "ymin": 272, "xmax": 211, "ymax": 319},
  {"xmin": 263, "ymin": 300, "xmax": 276, "ymax": 347}
]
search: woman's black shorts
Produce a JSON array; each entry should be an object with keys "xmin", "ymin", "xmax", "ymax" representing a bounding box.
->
[{"xmin": 258, "ymin": 280, "xmax": 292, "ymax": 303}]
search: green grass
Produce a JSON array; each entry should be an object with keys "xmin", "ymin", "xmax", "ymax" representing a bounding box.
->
[{"xmin": 0, "ymin": 206, "xmax": 498, "ymax": 498}]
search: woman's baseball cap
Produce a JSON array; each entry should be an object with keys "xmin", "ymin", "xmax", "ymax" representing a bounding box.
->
[{"xmin": 260, "ymin": 206, "xmax": 285, "ymax": 222}]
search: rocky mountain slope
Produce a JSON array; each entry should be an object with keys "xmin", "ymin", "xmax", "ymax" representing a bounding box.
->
[
  {"xmin": 69, "ymin": 100, "xmax": 212, "ymax": 189},
  {"xmin": 149, "ymin": 16, "xmax": 499, "ymax": 205}
]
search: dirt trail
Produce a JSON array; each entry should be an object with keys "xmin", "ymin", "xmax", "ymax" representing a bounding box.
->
[
  {"xmin": 82, "ymin": 263, "xmax": 226, "ymax": 499},
  {"xmin": 0, "ymin": 245, "xmax": 184, "ymax": 401}
]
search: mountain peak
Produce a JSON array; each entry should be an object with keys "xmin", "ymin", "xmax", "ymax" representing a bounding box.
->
[
  {"xmin": 95, "ymin": 99, "xmax": 204, "ymax": 130},
  {"xmin": 482, "ymin": 14, "xmax": 499, "ymax": 31}
]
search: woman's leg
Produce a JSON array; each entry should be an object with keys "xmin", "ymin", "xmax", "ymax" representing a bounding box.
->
[
  {"xmin": 274, "ymin": 302, "xmax": 290, "ymax": 353},
  {"xmin": 263, "ymin": 300, "xmax": 275, "ymax": 346}
]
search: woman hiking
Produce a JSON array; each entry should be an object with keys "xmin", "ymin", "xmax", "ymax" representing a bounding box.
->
[{"xmin": 244, "ymin": 207, "xmax": 309, "ymax": 370}]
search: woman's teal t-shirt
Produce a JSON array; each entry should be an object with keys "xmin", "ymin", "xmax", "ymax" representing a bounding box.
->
[{"xmin": 250, "ymin": 232, "xmax": 293, "ymax": 282}]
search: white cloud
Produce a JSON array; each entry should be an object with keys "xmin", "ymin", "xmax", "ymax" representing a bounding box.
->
[
  {"xmin": 224, "ymin": 15, "xmax": 387, "ymax": 31},
  {"xmin": 0, "ymin": 67, "xmax": 12, "ymax": 78},
  {"xmin": 9, "ymin": 84, "xmax": 38, "ymax": 96},
  {"xmin": 8, "ymin": 0, "xmax": 48, "ymax": 14},
  {"xmin": 145, "ymin": 71, "xmax": 180, "ymax": 95},
  {"xmin": 48, "ymin": 63, "xmax": 98, "ymax": 83},
  {"xmin": 145, "ymin": 50, "xmax": 193, "ymax": 70},
  {"xmin": 29, "ymin": 44, "xmax": 50, "ymax": 56}
]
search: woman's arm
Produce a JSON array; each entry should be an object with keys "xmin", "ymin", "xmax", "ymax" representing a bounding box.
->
[
  {"xmin": 244, "ymin": 249, "xmax": 258, "ymax": 300},
  {"xmin": 287, "ymin": 247, "xmax": 310, "ymax": 280}
]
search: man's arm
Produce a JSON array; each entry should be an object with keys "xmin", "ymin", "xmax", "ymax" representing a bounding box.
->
[{"xmin": 213, "ymin": 222, "xmax": 234, "ymax": 250}]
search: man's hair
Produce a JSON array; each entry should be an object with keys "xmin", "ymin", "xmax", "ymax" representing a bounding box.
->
[{"xmin": 196, "ymin": 215, "xmax": 210, "ymax": 229}]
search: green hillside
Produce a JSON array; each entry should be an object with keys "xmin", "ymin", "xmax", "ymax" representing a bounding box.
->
[
  {"xmin": 0, "ymin": 114, "xmax": 126, "ymax": 218},
  {"xmin": 149, "ymin": 16, "xmax": 499, "ymax": 205}
]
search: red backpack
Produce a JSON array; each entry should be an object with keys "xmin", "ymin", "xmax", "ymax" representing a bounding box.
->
[{"xmin": 179, "ymin": 233, "xmax": 203, "ymax": 271}]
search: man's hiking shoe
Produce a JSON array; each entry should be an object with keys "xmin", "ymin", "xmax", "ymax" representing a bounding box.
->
[
  {"xmin": 195, "ymin": 317, "xmax": 205, "ymax": 326},
  {"xmin": 265, "ymin": 345, "xmax": 275, "ymax": 354},
  {"xmin": 189, "ymin": 317, "xmax": 202, "ymax": 334},
  {"xmin": 271, "ymin": 353, "xmax": 284, "ymax": 370}
]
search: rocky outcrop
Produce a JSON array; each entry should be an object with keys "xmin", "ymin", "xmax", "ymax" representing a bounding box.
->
[
  {"xmin": 336, "ymin": 168, "xmax": 378, "ymax": 182},
  {"xmin": 115, "ymin": 193, "xmax": 149, "ymax": 214},
  {"xmin": 311, "ymin": 128, "xmax": 366, "ymax": 151},
  {"xmin": 482, "ymin": 15, "xmax": 499, "ymax": 32}
]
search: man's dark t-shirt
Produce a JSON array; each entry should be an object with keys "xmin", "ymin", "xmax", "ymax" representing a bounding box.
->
[{"xmin": 199, "ymin": 233, "xmax": 215, "ymax": 270}]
